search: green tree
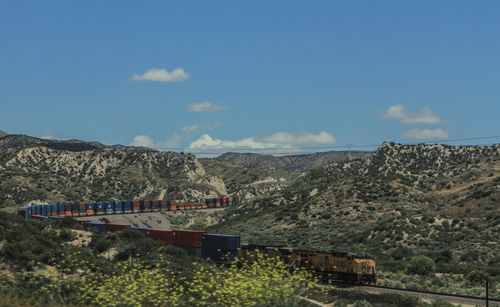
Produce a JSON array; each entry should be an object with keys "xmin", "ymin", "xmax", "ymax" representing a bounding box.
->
[
  {"xmin": 466, "ymin": 270, "xmax": 490, "ymax": 285},
  {"xmin": 406, "ymin": 256, "xmax": 435, "ymax": 275}
]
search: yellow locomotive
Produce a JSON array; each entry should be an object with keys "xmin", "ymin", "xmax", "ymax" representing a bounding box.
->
[{"xmin": 239, "ymin": 244, "xmax": 376, "ymax": 283}]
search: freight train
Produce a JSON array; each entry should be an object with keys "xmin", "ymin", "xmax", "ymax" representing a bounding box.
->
[
  {"xmin": 239, "ymin": 244, "xmax": 376, "ymax": 283},
  {"xmin": 17, "ymin": 195, "xmax": 376, "ymax": 284},
  {"xmin": 17, "ymin": 196, "xmax": 241, "ymax": 221}
]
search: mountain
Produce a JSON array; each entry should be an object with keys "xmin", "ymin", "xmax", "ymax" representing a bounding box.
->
[
  {"xmin": 0, "ymin": 130, "xmax": 7, "ymax": 137},
  {"xmin": 212, "ymin": 150, "xmax": 373, "ymax": 173},
  {"xmin": 0, "ymin": 134, "xmax": 227, "ymax": 208},
  {"xmin": 186, "ymin": 142, "xmax": 500, "ymax": 271}
]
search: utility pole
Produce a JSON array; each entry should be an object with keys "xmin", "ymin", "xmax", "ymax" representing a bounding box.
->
[{"xmin": 486, "ymin": 279, "xmax": 489, "ymax": 307}]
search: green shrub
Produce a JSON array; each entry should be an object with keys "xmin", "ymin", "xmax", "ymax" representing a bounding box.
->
[
  {"xmin": 406, "ymin": 256, "xmax": 435, "ymax": 275},
  {"xmin": 466, "ymin": 270, "xmax": 490, "ymax": 285}
]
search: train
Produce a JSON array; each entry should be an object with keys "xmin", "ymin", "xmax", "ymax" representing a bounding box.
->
[
  {"xmin": 240, "ymin": 244, "xmax": 376, "ymax": 283},
  {"xmin": 17, "ymin": 196, "xmax": 376, "ymax": 284},
  {"xmin": 17, "ymin": 196, "xmax": 241, "ymax": 221}
]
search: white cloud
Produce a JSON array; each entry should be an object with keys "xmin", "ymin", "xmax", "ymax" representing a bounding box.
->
[
  {"xmin": 257, "ymin": 131, "xmax": 336, "ymax": 146},
  {"xmin": 187, "ymin": 131, "xmax": 336, "ymax": 153},
  {"xmin": 129, "ymin": 68, "xmax": 190, "ymax": 82},
  {"xmin": 188, "ymin": 102, "xmax": 228, "ymax": 113},
  {"xmin": 130, "ymin": 135, "xmax": 155, "ymax": 147},
  {"xmin": 401, "ymin": 128, "xmax": 450, "ymax": 139},
  {"xmin": 382, "ymin": 104, "xmax": 449, "ymax": 124}
]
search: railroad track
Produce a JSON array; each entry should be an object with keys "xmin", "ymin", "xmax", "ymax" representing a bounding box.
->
[{"xmin": 340, "ymin": 282, "xmax": 500, "ymax": 306}]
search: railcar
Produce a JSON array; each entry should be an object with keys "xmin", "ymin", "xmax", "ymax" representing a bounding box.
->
[{"xmin": 239, "ymin": 244, "xmax": 376, "ymax": 284}]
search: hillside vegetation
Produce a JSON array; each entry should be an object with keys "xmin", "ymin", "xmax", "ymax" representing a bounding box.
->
[
  {"xmin": 188, "ymin": 143, "xmax": 500, "ymax": 281},
  {"xmin": 213, "ymin": 150, "xmax": 372, "ymax": 173}
]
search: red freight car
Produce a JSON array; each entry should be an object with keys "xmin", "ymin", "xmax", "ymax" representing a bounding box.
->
[
  {"xmin": 147, "ymin": 229, "xmax": 175, "ymax": 245},
  {"xmin": 222, "ymin": 198, "xmax": 228, "ymax": 207},
  {"xmin": 174, "ymin": 230, "xmax": 207, "ymax": 247}
]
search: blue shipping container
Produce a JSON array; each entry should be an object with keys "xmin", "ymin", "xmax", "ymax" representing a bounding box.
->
[
  {"xmin": 51, "ymin": 204, "xmax": 58, "ymax": 215},
  {"xmin": 202, "ymin": 234, "xmax": 240, "ymax": 250},
  {"xmin": 47, "ymin": 205, "xmax": 52, "ymax": 216},
  {"xmin": 127, "ymin": 226, "xmax": 148, "ymax": 235},
  {"xmin": 123, "ymin": 201, "xmax": 132, "ymax": 213},
  {"xmin": 41, "ymin": 205, "xmax": 48, "ymax": 216},
  {"xmin": 115, "ymin": 201, "xmax": 124, "ymax": 213},
  {"xmin": 72, "ymin": 203, "xmax": 79, "ymax": 213},
  {"xmin": 58, "ymin": 204, "xmax": 65, "ymax": 213},
  {"xmin": 83, "ymin": 222, "xmax": 106, "ymax": 234},
  {"xmin": 26, "ymin": 207, "xmax": 32, "ymax": 221},
  {"xmin": 48, "ymin": 216, "xmax": 63, "ymax": 220},
  {"xmin": 105, "ymin": 202, "xmax": 114, "ymax": 214}
]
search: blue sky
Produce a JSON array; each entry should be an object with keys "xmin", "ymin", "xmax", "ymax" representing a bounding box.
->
[{"xmin": 1, "ymin": 1, "xmax": 499, "ymax": 155}]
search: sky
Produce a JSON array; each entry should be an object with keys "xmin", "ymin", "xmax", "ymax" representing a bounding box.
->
[{"xmin": 1, "ymin": 1, "xmax": 499, "ymax": 156}]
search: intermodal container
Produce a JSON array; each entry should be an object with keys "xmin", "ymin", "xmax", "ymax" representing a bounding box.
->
[
  {"xmin": 152, "ymin": 200, "xmax": 160, "ymax": 212},
  {"xmin": 128, "ymin": 226, "xmax": 148, "ymax": 235},
  {"xmin": 86, "ymin": 203, "xmax": 95, "ymax": 215},
  {"xmin": 32, "ymin": 215, "xmax": 44, "ymax": 220},
  {"xmin": 46, "ymin": 204, "xmax": 52, "ymax": 217},
  {"xmin": 201, "ymin": 203, "xmax": 207, "ymax": 209},
  {"xmin": 215, "ymin": 199, "xmax": 221, "ymax": 208},
  {"xmin": 27, "ymin": 206, "xmax": 33, "ymax": 220},
  {"xmin": 222, "ymin": 198, "xmax": 228, "ymax": 207},
  {"xmin": 71, "ymin": 203, "xmax": 79, "ymax": 216},
  {"xmin": 105, "ymin": 223, "xmax": 130, "ymax": 232},
  {"xmin": 168, "ymin": 200, "xmax": 176, "ymax": 211},
  {"xmin": 50, "ymin": 204, "xmax": 58, "ymax": 216},
  {"xmin": 105, "ymin": 202, "xmax": 114, "ymax": 215},
  {"xmin": 177, "ymin": 204, "xmax": 185, "ymax": 210},
  {"xmin": 58, "ymin": 204, "xmax": 66, "ymax": 216},
  {"xmin": 228, "ymin": 197, "xmax": 233, "ymax": 206},
  {"xmin": 147, "ymin": 229, "xmax": 175, "ymax": 245},
  {"xmin": 96, "ymin": 202, "xmax": 105, "ymax": 215},
  {"xmin": 33, "ymin": 205, "xmax": 39, "ymax": 215},
  {"xmin": 123, "ymin": 201, "xmax": 132, "ymax": 213},
  {"xmin": 115, "ymin": 201, "xmax": 124, "ymax": 214},
  {"xmin": 41, "ymin": 205, "xmax": 48, "ymax": 216},
  {"xmin": 65, "ymin": 203, "xmax": 73, "ymax": 216},
  {"xmin": 196, "ymin": 204, "xmax": 202, "ymax": 209},
  {"xmin": 160, "ymin": 200, "xmax": 168, "ymax": 210},
  {"xmin": 179, "ymin": 246, "xmax": 202, "ymax": 257},
  {"xmin": 202, "ymin": 234, "xmax": 241, "ymax": 250},
  {"xmin": 174, "ymin": 230, "xmax": 207, "ymax": 247},
  {"xmin": 83, "ymin": 222, "xmax": 105, "ymax": 234},
  {"xmin": 141, "ymin": 200, "xmax": 152, "ymax": 212},
  {"xmin": 79, "ymin": 202, "xmax": 86, "ymax": 216},
  {"xmin": 132, "ymin": 201, "xmax": 141, "ymax": 213},
  {"xmin": 184, "ymin": 204, "xmax": 191, "ymax": 210},
  {"xmin": 48, "ymin": 216, "xmax": 63, "ymax": 220}
]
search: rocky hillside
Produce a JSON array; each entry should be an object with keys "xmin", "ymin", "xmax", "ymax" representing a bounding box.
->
[
  {"xmin": 200, "ymin": 159, "xmax": 294, "ymax": 200},
  {"xmin": 0, "ymin": 130, "xmax": 7, "ymax": 137},
  {"xmin": 0, "ymin": 134, "xmax": 227, "ymax": 208},
  {"xmin": 212, "ymin": 150, "xmax": 373, "ymax": 173},
  {"xmin": 186, "ymin": 142, "xmax": 500, "ymax": 272}
]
